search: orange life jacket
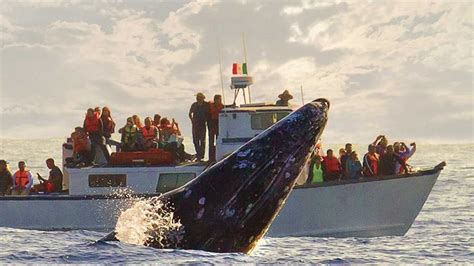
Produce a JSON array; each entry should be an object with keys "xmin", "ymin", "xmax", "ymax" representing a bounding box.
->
[
  {"xmin": 84, "ymin": 114, "xmax": 100, "ymax": 133},
  {"xmin": 14, "ymin": 170, "xmax": 30, "ymax": 187},
  {"xmin": 73, "ymin": 134, "xmax": 89, "ymax": 152},
  {"xmin": 209, "ymin": 102, "xmax": 224, "ymax": 121},
  {"xmin": 141, "ymin": 126, "xmax": 157, "ymax": 141},
  {"xmin": 322, "ymin": 156, "xmax": 341, "ymax": 173}
]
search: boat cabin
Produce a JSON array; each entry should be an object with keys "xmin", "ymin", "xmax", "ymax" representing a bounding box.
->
[{"xmin": 61, "ymin": 103, "xmax": 294, "ymax": 195}]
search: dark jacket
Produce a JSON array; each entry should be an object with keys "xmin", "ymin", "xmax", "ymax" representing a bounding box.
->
[
  {"xmin": 0, "ymin": 170, "xmax": 13, "ymax": 194},
  {"xmin": 379, "ymin": 153, "xmax": 406, "ymax": 176}
]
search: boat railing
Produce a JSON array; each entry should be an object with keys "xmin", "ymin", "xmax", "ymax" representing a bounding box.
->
[{"xmin": 295, "ymin": 161, "xmax": 446, "ymax": 190}]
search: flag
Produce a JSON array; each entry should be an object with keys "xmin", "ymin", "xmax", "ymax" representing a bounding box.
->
[{"xmin": 232, "ymin": 63, "xmax": 248, "ymax": 75}]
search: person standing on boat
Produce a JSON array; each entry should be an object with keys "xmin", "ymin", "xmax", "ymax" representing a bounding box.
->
[
  {"xmin": 394, "ymin": 142, "xmax": 416, "ymax": 174},
  {"xmin": 11, "ymin": 161, "xmax": 33, "ymax": 196},
  {"xmin": 307, "ymin": 154, "xmax": 323, "ymax": 184},
  {"xmin": 373, "ymin": 135, "xmax": 388, "ymax": 156},
  {"xmin": 340, "ymin": 143, "xmax": 353, "ymax": 178},
  {"xmin": 34, "ymin": 158, "xmax": 63, "ymax": 193},
  {"xmin": 346, "ymin": 151, "xmax": 363, "ymax": 180},
  {"xmin": 363, "ymin": 144, "xmax": 379, "ymax": 177},
  {"xmin": 189, "ymin": 92, "xmax": 210, "ymax": 162},
  {"xmin": 208, "ymin": 94, "xmax": 224, "ymax": 162},
  {"xmin": 0, "ymin": 160, "xmax": 13, "ymax": 195},
  {"xmin": 275, "ymin": 90, "xmax": 293, "ymax": 106},
  {"xmin": 322, "ymin": 149, "xmax": 342, "ymax": 181},
  {"xmin": 83, "ymin": 108, "xmax": 110, "ymax": 162},
  {"xmin": 71, "ymin": 127, "xmax": 92, "ymax": 166},
  {"xmin": 101, "ymin": 107, "xmax": 120, "ymax": 151},
  {"xmin": 379, "ymin": 145, "xmax": 408, "ymax": 176}
]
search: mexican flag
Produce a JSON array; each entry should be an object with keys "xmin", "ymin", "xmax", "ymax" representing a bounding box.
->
[{"xmin": 232, "ymin": 63, "xmax": 248, "ymax": 75}]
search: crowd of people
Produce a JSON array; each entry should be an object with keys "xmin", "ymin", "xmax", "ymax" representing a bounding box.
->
[
  {"xmin": 0, "ymin": 159, "xmax": 64, "ymax": 196},
  {"xmin": 307, "ymin": 135, "xmax": 417, "ymax": 184},
  {"xmin": 68, "ymin": 93, "xmax": 225, "ymax": 167}
]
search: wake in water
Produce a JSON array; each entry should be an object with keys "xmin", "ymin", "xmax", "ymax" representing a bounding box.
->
[{"xmin": 114, "ymin": 198, "xmax": 184, "ymax": 249}]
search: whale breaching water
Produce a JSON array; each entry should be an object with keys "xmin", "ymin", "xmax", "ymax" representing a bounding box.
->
[{"xmin": 101, "ymin": 98, "xmax": 330, "ymax": 254}]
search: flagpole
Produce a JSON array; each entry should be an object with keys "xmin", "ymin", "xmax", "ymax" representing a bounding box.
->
[
  {"xmin": 242, "ymin": 32, "xmax": 251, "ymax": 103},
  {"xmin": 217, "ymin": 37, "xmax": 226, "ymax": 105}
]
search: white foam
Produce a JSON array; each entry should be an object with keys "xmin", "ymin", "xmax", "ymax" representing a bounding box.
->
[{"xmin": 115, "ymin": 198, "xmax": 184, "ymax": 248}]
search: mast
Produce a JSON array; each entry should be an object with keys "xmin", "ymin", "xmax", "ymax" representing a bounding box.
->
[{"xmin": 242, "ymin": 33, "xmax": 251, "ymax": 103}]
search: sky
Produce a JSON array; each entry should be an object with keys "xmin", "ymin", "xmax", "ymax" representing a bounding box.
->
[{"xmin": 0, "ymin": 0, "xmax": 473, "ymax": 144}]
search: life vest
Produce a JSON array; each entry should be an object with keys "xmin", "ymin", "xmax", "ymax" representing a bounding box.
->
[
  {"xmin": 160, "ymin": 124, "xmax": 178, "ymax": 142},
  {"xmin": 14, "ymin": 170, "xmax": 30, "ymax": 187},
  {"xmin": 363, "ymin": 153, "xmax": 379, "ymax": 176},
  {"xmin": 322, "ymin": 157, "xmax": 341, "ymax": 173},
  {"xmin": 311, "ymin": 164, "xmax": 323, "ymax": 183},
  {"xmin": 84, "ymin": 115, "xmax": 100, "ymax": 133},
  {"xmin": 209, "ymin": 102, "xmax": 224, "ymax": 121},
  {"xmin": 123, "ymin": 125, "xmax": 138, "ymax": 144},
  {"xmin": 73, "ymin": 134, "xmax": 89, "ymax": 152},
  {"xmin": 101, "ymin": 117, "xmax": 114, "ymax": 135},
  {"xmin": 141, "ymin": 126, "xmax": 157, "ymax": 141}
]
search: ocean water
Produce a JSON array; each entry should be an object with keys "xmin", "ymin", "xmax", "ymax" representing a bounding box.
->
[{"xmin": 0, "ymin": 139, "xmax": 472, "ymax": 263}]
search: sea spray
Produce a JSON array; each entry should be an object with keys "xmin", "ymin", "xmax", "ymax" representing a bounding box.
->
[{"xmin": 115, "ymin": 198, "xmax": 184, "ymax": 248}]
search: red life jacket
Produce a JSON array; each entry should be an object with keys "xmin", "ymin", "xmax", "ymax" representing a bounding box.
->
[
  {"xmin": 84, "ymin": 114, "xmax": 100, "ymax": 133},
  {"xmin": 14, "ymin": 170, "xmax": 30, "ymax": 187},
  {"xmin": 141, "ymin": 126, "xmax": 157, "ymax": 141},
  {"xmin": 364, "ymin": 153, "xmax": 379, "ymax": 176},
  {"xmin": 209, "ymin": 102, "xmax": 224, "ymax": 121},
  {"xmin": 73, "ymin": 134, "xmax": 88, "ymax": 152},
  {"xmin": 322, "ymin": 156, "xmax": 341, "ymax": 173}
]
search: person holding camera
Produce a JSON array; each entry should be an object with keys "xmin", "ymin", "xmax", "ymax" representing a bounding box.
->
[{"xmin": 394, "ymin": 142, "xmax": 416, "ymax": 174}]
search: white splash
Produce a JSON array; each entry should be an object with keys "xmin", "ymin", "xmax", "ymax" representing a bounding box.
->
[{"xmin": 115, "ymin": 198, "xmax": 184, "ymax": 248}]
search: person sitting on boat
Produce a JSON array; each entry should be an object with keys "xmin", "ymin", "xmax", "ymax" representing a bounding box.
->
[
  {"xmin": 11, "ymin": 161, "xmax": 33, "ymax": 196},
  {"xmin": 275, "ymin": 90, "xmax": 293, "ymax": 106},
  {"xmin": 71, "ymin": 127, "xmax": 92, "ymax": 166},
  {"xmin": 346, "ymin": 151, "xmax": 363, "ymax": 180},
  {"xmin": 208, "ymin": 94, "xmax": 224, "ymax": 162},
  {"xmin": 379, "ymin": 145, "xmax": 408, "ymax": 176},
  {"xmin": 394, "ymin": 142, "xmax": 416, "ymax": 174},
  {"xmin": 132, "ymin": 114, "xmax": 143, "ymax": 130},
  {"xmin": 83, "ymin": 108, "xmax": 110, "ymax": 162},
  {"xmin": 0, "ymin": 160, "xmax": 13, "ymax": 195},
  {"xmin": 159, "ymin": 117, "xmax": 194, "ymax": 163},
  {"xmin": 322, "ymin": 149, "xmax": 342, "ymax": 181},
  {"xmin": 153, "ymin": 114, "xmax": 162, "ymax": 130},
  {"xmin": 340, "ymin": 143, "xmax": 352, "ymax": 178},
  {"xmin": 120, "ymin": 117, "xmax": 139, "ymax": 152},
  {"xmin": 32, "ymin": 158, "xmax": 63, "ymax": 193},
  {"xmin": 307, "ymin": 154, "xmax": 323, "ymax": 184},
  {"xmin": 140, "ymin": 117, "xmax": 159, "ymax": 150},
  {"xmin": 363, "ymin": 144, "xmax": 379, "ymax": 177},
  {"xmin": 373, "ymin": 135, "xmax": 388, "ymax": 156}
]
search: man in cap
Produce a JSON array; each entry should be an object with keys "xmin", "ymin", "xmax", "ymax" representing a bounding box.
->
[
  {"xmin": 276, "ymin": 90, "xmax": 293, "ymax": 106},
  {"xmin": 189, "ymin": 92, "xmax": 210, "ymax": 162}
]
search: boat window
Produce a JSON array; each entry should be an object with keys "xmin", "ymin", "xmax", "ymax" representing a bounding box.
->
[
  {"xmin": 89, "ymin": 174, "xmax": 127, "ymax": 187},
  {"xmin": 251, "ymin": 112, "xmax": 291, "ymax": 130},
  {"xmin": 156, "ymin": 173, "xmax": 196, "ymax": 193}
]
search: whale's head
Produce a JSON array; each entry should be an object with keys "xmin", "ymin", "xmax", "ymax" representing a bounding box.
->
[{"xmin": 162, "ymin": 99, "xmax": 330, "ymax": 253}]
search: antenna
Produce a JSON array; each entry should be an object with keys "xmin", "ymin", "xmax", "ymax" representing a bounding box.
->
[
  {"xmin": 242, "ymin": 33, "xmax": 251, "ymax": 103},
  {"xmin": 300, "ymin": 85, "xmax": 305, "ymax": 105},
  {"xmin": 217, "ymin": 37, "xmax": 226, "ymax": 105}
]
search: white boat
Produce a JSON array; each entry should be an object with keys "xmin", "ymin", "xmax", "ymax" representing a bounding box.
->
[{"xmin": 0, "ymin": 75, "xmax": 444, "ymax": 237}]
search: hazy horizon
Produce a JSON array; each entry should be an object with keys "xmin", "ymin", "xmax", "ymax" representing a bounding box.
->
[{"xmin": 1, "ymin": 0, "xmax": 473, "ymax": 143}]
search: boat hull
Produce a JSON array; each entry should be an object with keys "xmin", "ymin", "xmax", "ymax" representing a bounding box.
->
[
  {"xmin": 0, "ymin": 169, "xmax": 440, "ymax": 237},
  {"xmin": 269, "ymin": 169, "xmax": 441, "ymax": 237}
]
